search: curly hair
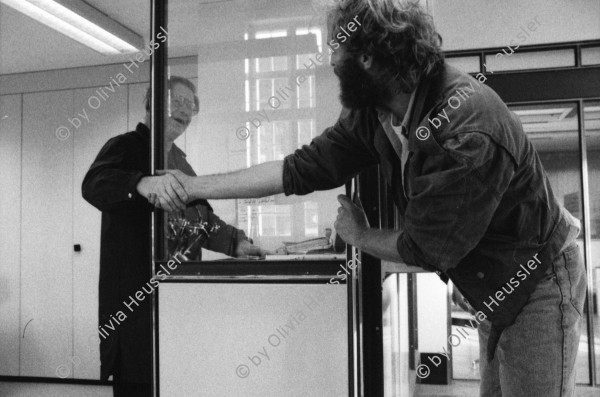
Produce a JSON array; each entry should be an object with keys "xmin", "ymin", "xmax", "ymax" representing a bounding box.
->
[{"xmin": 327, "ymin": 0, "xmax": 444, "ymax": 93}]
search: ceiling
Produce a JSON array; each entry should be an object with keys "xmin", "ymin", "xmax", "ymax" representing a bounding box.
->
[
  {"xmin": 0, "ymin": 0, "xmax": 276, "ymax": 75},
  {"xmin": 0, "ymin": 0, "xmax": 600, "ymax": 75},
  {"xmin": 0, "ymin": 0, "xmax": 150, "ymax": 75},
  {"xmin": 2, "ymin": 0, "xmax": 598, "ymax": 76}
]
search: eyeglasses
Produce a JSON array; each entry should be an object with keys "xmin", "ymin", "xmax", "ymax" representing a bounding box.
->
[{"xmin": 170, "ymin": 94, "xmax": 198, "ymax": 114}]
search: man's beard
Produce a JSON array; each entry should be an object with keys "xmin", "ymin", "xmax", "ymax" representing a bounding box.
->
[{"xmin": 335, "ymin": 57, "xmax": 393, "ymax": 109}]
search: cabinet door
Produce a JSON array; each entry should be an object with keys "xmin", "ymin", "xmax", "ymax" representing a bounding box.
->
[
  {"xmin": 159, "ymin": 283, "xmax": 348, "ymax": 397},
  {"xmin": 21, "ymin": 91, "xmax": 74, "ymax": 377},
  {"xmin": 72, "ymin": 87, "xmax": 128, "ymax": 379},
  {"xmin": 0, "ymin": 94, "xmax": 22, "ymax": 376}
]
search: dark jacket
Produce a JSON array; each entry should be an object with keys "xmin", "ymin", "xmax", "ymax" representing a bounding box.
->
[
  {"xmin": 282, "ymin": 64, "xmax": 571, "ymax": 359},
  {"xmin": 82, "ymin": 123, "xmax": 245, "ymax": 382}
]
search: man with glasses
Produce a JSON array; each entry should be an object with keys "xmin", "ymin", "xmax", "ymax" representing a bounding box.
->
[{"xmin": 82, "ymin": 76, "xmax": 265, "ymax": 397}]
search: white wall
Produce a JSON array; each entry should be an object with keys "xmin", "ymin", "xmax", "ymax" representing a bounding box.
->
[
  {"xmin": 0, "ymin": 62, "xmax": 149, "ymax": 381},
  {"xmin": 20, "ymin": 91, "xmax": 75, "ymax": 377},
  {"xmin": 430, "ymin": 0, "xmax": 600, "ymax": 51},
  {"xmin": 0, "ymin": 94, "xmax": 22, "ymax": 376}
]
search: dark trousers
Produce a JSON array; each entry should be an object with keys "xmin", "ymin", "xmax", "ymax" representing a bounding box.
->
[
  {"xmin": 111, "ymin": 342, "xmax": 152, "ymax": 397},
  {"xmin": 112, "ymin": 382, "xmax": 151, "ymax": 397},
  {"xmin": 112, "ymin": 370, "xmax": 152, "ymax": 397}
]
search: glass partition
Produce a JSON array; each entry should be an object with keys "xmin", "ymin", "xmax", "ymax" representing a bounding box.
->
[
  {"xmin": 155, "ymin": 4, "xmax": 354, "ymax": 396},
  {"xmin": 509, "ymin": 102, "xmax": 591, "ymax": 384},
  {"xmin": 445, "ymin": 102, "xmax": 598, "ymax": 385},
  {"xmin": 161, "ymin": 0, "xmax": 345, "ymax": 261}
]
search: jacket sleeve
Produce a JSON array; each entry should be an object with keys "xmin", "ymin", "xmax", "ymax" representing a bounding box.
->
[
  {"xmin": 204, "ymin": 209, "xmax": 247, "ymax": 256},
  {"xmin": 283, "ymin": 107, "xmax": 379, "ymax": 196},
  {"xmin": 82, "ymin": 136, "xmax": 147, "ymax": 212},
  {"xmin": 397, "ymin": 132, "xmax": 516, "ymax": 271},
  {"xmin": 175, "ymin": 154, "xmax": 245, "ymax": 257}
]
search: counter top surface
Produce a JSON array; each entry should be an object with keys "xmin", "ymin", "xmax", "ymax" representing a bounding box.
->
[{"xmin": 155, "ymin": 258, "xmax": 350, "ymax": 282}]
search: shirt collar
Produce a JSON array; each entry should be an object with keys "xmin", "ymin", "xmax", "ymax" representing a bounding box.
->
[
  {"xmin": 169, "ymin": 143, "xmax": 186, "ymax": 158},
  {"xmin": 376, "ymin": 89, "xmax": 417, "ymax": 132},
  {"xmin": 138, "ymin": 122, "xmax": 186, "ymax": 157},
  {"xmin": 137, "ymin": 122, "xmax": 150, "ymax": 135}
]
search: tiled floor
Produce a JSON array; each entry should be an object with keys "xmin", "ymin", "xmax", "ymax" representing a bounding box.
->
[{"xmin": 415, "ymin": 380, "xmax": 600, "ymax": 396}]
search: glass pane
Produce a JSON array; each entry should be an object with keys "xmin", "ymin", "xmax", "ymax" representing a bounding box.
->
[
  {"xmin": 256, "ymin": 57, "xmax": 273, "ymax": 73},
  {"xmin": 273, "ymin": 77, "xmax": 292, "ymax": 109},
  {"xmin": 510, "ymin": 102, "xmax": 590, "ymax": 384},
  {"xmin": 450, "ymin": 285, "xmax": 480, "ymax": 380},
  {"xmin": 445, "ymin": 56, "xmax": 481, "ymax": 74},
  {"xmin": 303, "ymin": 201, "xmax": 319, "ymax": 237},
  {"xmin": 164, "ymin": 0, "xmax": 344, "ymax": 260},
  {"xmin": 447, "ymin": 103, "xmax": 594, "ymax": 384},
  {"xmin": 582, "ymin": 46, "xmax": 600, "ymax": 66},
  {"xmin": 484, "ymin": 49, "xmax": 575, "ymax": 72},
  {"xmin": 256, "ymin": 78, "xmax": 273, "ymax": 109},
  {"xmin": 584, "ymin": 100, "xmax": 600, "ymax": 382},
  {"xmin": 298, "ymin": 119, "xmax": 316, "ymax": 147},
  {"xmin": 383, "ymin": 274, "xmax": 412, "ymax": 396},
  {"xmin": 297, "ymin": 75, "xmax": 315, "ymax": 108}
]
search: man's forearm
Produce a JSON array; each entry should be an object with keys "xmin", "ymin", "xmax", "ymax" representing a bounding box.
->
[
  {"xmin": 189, "ymin": 160, "xmax": 284, "ymax": 199},
  {"xmin": 356, "ymin": 228, "xmax": 404, "ymax": 262}
]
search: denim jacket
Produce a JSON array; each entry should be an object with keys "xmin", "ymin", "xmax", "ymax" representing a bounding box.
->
[{"xmin": 283, "ymin": 64, "xmax": 572, "ymax": 359}]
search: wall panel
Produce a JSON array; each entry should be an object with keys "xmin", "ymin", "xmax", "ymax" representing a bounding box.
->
[
  {"xmin": 71, "ymin": 87, "xmax": 128, "ymax": 379},
  {"xmin": 127, "ymin": 83, "xmax": 149, "ymax": 132},
  {"xmin": 21, "ymin": 91, "xmax": 74, "ymax": 377},
  {"xmin": 0, "ymin": 94, "xmax": 23, "ymax": 376}
]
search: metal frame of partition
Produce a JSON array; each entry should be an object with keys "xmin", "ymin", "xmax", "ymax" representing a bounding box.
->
[
  {"xmin": 150, "ymin": 1, "xmax": 167, "ymax": 396},
  {"xmin": 352, "ymin": 169, "xmax": 386, "ymax": 397},
  {"xmin": 444, "ymin": 39, "xmax": 600, "ymax": 76},
  {"xmin": 578, "ymin": 98, "xmax": 597, "ymax": 386}
]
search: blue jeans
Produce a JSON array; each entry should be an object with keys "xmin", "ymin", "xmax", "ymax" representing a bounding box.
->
[{"xmin": 478, "ymin": 242, "xmax": 587, "ymax": 397}]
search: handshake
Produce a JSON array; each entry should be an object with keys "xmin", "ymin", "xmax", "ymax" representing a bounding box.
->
[
  {"xmin": 136, "ymin": 169, "xmax": 195, "ymax": 212},
  {"xmin": 138, "ymin": 169, "xmax": 269, "ymax": 258}
]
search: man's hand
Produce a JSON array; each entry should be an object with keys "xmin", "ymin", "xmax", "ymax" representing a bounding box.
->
[
  {"xmin": 335, "ymin": 195, "xmax": 404, "ymax": 263},
  {"xmin": 136, "ymin": 172, "xmax": 189, "ymax": 212},
  {"xmin": 334, "ymin": 195, "xmax": 370, "ymax": 247},
  {"xmin": 235, "ymin": 239, "xmax": 271, "ymax": 258}
]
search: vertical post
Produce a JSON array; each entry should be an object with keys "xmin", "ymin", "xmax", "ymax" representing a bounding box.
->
[
  {"xmin": 356, "ymin": 167, "xmax": 384, "ymax": 396},
  {"xmin": 578, "ymin": 100, "xmax": 597, "ymax": 386},
  {"xmin": 346, "ymin": 181, "xmax": 359, "ymax": 397},
  {"xmin": 150, "ymin": 0, "xmax": 168, "ymax": 395},
  {"xmin": 407, "ymin": 273, "xmax": 418, "ymax": 371}
]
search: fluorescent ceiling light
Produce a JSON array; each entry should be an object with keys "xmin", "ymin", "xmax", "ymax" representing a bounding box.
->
[{"xmin": 0, "ymin": 0, "xmax": 143, "ymax": 55}]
